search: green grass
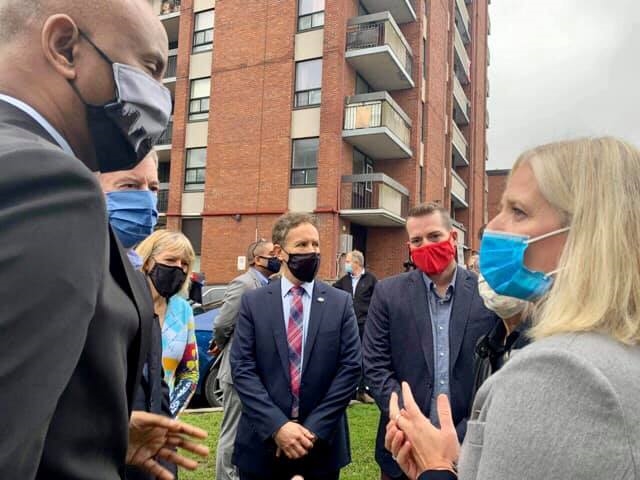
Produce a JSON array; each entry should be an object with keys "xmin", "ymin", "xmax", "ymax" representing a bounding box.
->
[{"xmin": 179, "ymin": 403, "xmax": 380, "ymax": 480}]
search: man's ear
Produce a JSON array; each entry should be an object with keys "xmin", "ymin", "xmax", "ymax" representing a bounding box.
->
[
  {"xmin": 41, "ymin": 14, "xmax": 81, "ymax": 80},
  {"xmin": 450, "ymin": 229, "xmax": 458, "ymax": 245},
  {"xmin": 273, "ymin": 244, "xmax": 284, "ymax": 260}
]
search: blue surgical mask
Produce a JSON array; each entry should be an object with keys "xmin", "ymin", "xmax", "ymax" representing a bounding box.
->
[
  {"xmin": 344, "ymin": 263, "xmax": 353, "ymax": 274},
  {"xmin": 479, "ymin": 227, "xmax": 569, "ymax": 301},
  {"xmin": 106, "ymin": 190, "xmax": 158, "ymax": 248}
]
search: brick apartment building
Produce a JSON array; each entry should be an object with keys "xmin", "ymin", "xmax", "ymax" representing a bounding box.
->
[{"xmin": 149, "ymin": 0, "xmax": 491, "ymax": 283}]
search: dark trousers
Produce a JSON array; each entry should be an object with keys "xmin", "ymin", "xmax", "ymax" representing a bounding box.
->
[
  {"xmin": 239, "ymin": 462, "xmax": 339, "ymax": 480},
  {"xmin": 381, "ymin": 471, "xmax": 408, "ymax": 480},
  {"xmin": 357, "ymin": 322, "xmax": 368, "ymax": 393}
]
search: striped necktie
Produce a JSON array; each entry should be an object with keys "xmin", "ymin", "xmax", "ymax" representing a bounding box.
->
[{"xmin": 287, "ymin": 286, "xmax": 304, "ymax": 418}]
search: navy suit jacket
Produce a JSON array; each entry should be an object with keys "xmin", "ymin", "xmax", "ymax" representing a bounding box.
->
[
  {"xmin": 363, "ymin": 266, "xmax": 499, "ymax": 478},
  {"xmin": 230, "ymin": 279, "xmax": 362, "ymax": 475}
]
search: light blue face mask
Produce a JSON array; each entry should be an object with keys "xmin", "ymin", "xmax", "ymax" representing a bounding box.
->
[
  {"xmin": 479, "ymin": 227, "xmax": 569, "ymax": 301},
  {"xmin": 106, "ymin": 190, "xmax": 158, "ymax": 249},
  {"xmin": 344, "ymin": 263, "xmax": 353, "ymax": 274}
]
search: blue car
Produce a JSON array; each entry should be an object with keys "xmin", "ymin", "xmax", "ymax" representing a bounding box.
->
[{"xmin": 192, "ymin": 305, "xmax": 224, "ymax": 407}]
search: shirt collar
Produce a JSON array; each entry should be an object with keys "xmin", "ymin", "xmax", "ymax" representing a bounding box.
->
[
  {"xmin": 251, "ymin": 267, "xmax": 269, "ymax": 286},
  {"xmin": 351, "ymin": 268, "xmax": 365, "ymax": 280},
  {"xmin": 423, "ymin": 265, "xmax": 458, "ymax": 294},
  {"xmin": 281, "ymin": 274, "xmax": 314, "ymax": 298},
  {"xmin": 0, "ymin": 94, "xmax": 74, "ymax": 156}
]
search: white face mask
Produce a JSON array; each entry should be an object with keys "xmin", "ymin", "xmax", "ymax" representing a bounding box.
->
[{"xmin": 478, "ymin": 273, "xmax": 529, "ymax": 320}]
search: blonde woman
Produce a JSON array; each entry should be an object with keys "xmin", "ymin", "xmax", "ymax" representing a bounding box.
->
[
  {"xmin": 386, "ymin": 137, "xmax": 640, "ymax": 479},
  {"xmin": 136, "ymin": 230, "xmax": 199, "ymax": 417}
]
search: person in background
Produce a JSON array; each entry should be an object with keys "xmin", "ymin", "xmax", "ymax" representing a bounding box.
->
[
  {"xmin": 212, "ymin": 239, "xmax": 280, "ymax": 480},
  {"xmin": 137, "ymin": 230, "xmax": 200, "ymax": 417},
  {"xmin": 386, "ymin": 137, "xmax": 640, "ymax": 480},
  {"xmin": 363, "ymin": 203, "xmax": 498, "ymax": 480},
  {"xmin": 99, "ymin": 149, "xmax": 159, "ymax": 268},
  {"xmin": 333, "ymin": 250, "xmax": 377, "ymax": 404},
  {"xmin": 230, "ymin": 213, "xmax": 361, "ymax": 480}
]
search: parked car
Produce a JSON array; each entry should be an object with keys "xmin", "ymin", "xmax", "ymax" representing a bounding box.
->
[{"xmin": 192, "ymin": 303, "xmax": 224, "ymax": 407}]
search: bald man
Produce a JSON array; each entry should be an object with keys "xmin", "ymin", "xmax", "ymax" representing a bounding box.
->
[{"xmin": 0, "ymin": 1, "xmax": 206, "ymax": 478}]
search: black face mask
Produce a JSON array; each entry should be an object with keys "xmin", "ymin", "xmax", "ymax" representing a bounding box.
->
[
  {"xmin": 72, "ymin": 31, "xmax": 172, "ymax": 172},
  {"xmin": 284, "ymin": 250, "xmax": 320, "ymax": 283},
  {"xmin": 148, "ymin": 263, "xmax": 187, "ymax": 299},
  {"xmin": 265, "ymin": 257, "xmax": 282, "ymax": 274}
]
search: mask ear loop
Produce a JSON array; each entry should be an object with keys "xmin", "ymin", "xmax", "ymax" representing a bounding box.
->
[{"xmin": 526, "ymin": 226, "xmax": 570, "ymax": 277}]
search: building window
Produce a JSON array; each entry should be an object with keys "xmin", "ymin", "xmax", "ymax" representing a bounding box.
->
[
  {"xmin": 160, "ymin": 0, "xmax": 181, "ymax": 15},
  {"xmin": 298, "ymin": 0, "xmax": 324, "ymax": 32},
  {"xmin": 189, "ymin": 78, "xmax": 210, "ymax": 121},
  {"xmin": 184, "ymin": 148, "xmax": 207, "ymax": 191},
  {"xmin": 291, "ymin": 138, "xmax": 319, "ymax": 186},
  {"xmin": 181, "ymin": 218, "xmax": 203, "ymax": 255},
  {"xmin": 193, "ymin": 9, "xmax": 214, "ymax": 53},
  {"xmin": 294, "ymin": 59, "xmax": 322, "ymax": 108}
]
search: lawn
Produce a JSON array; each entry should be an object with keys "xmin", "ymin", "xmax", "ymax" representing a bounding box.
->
[{"xmin": 179, "ymin": 403, "xmax": 380, "ymax": 480}]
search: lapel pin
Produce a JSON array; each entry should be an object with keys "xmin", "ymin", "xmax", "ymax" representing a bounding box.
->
[{"xmin": 317, "ymin": 297, "xmax": 325, "ymax": 303}]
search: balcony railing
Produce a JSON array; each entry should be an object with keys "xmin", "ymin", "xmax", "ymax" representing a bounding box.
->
[
  {"xmin": 346, "ymin": 15, "xmax": 413, "ymax": 79},
  {"xmin": 340, "ymin": 173, "xmax": 409, "ymax": 227},
  {"xmin": 159, "ymin": 0, "xmax": 180, "ymax": 15},
  {"xmin": 164, "ymin": 51, "xmax": 177, "ymax": 79},
  {"xmin": 452, "ymin": 121, "xmax": 468, "ymax": 167},
  {"xmin": 453, "ymin": 74, "xmax": 470, "ymax": 125},
  {"xmin": 344, "ymin": 94, "xmax": 411, "ymax": 147},
  {"xmin": 157, "ymin": 120, "xmax": 173, "ymax": 145},
  {"xmin": 454, "ymin": 27, "xmax": 471, "ymax": 84},
  {"xmin": 451, "ymin": 169, "xmax": 468, "ymax": 208},
  {"xmin": 455, "ymin": 0, "xmax": 471, "ymax": 44},
  {"xmin": 157, "ymin": 188, "xmax": 169, "ymax": 213}
]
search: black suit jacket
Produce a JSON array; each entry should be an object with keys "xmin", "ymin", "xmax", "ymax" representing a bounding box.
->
[
  {"xmin": 363, "ymin": 266, "xmax": 499, "ymax": 477},
  {"xmin": 333, "ymin": 270, "xmax": 377, "ymax": 325},
  {"xmin": 0, "ymin": 101, "xmax": 151, "ymax": 479},
  {"xmin": 230, "ymin": 279, "xmax": 362, "ymax": 475}
]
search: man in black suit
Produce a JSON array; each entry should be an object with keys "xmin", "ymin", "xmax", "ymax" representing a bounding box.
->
[
  {"xmin": 333, "ymin": 249, "xmax": 377, "ymax": 403},
  {"xmin": 0, "ymin": 1, "xmax": 206, "ymax": 478},
  {"xmin": 363, "ymin": 203, "xmax": 499, "ymax": 480},
  {"xmin": 230, "ymin": 213, "xmax": 362, "ymax": 480}
]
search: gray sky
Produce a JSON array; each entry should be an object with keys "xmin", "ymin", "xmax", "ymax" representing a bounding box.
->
[{"xmin": 487, "ymin": 0, "xmax": 640, "ymax": 169}]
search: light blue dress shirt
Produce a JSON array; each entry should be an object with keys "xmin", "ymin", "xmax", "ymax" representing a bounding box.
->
[
  {"xmin": 0, "ymin": 94, "xmax": 74, "ymax": 156},
  {"xmin": 422, "ymin": 267, "xmax": 457, "ymax": 426},
  {"xmin": 281, "ymin": 275, "xmax": 314, "ymax": 370},
  {"xmin": 350, "ymin": 268, "xmax": 365, "ymax": 294}
]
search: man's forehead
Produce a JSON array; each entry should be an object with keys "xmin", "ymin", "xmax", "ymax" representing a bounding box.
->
[{"xmin": 407, "ymin": 214, "xmax": 448, "ymax": 234}]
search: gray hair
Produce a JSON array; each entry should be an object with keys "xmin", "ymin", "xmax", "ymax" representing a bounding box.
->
[
  {"xmin": 272, "ymin": 213, "xmax": 317, "ymax": 247},
  {"xmin": 349, "ymin": 250, "xmax": 364, "ymax": 267}
]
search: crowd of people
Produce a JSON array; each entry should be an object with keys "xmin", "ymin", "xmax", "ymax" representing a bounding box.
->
[{"xmin": 0, "ymin": 1, "xmax": 638, "ymax": 480}]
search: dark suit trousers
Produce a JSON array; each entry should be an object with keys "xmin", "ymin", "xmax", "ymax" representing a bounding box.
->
[{"xmin": 239, "ymin": 459, "xmax": 339, "ymax": 480}]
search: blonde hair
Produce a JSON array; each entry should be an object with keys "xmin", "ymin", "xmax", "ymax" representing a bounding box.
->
[
  {"xmin": 516, "ymin": 137, "xmax": 640, "ymax": 345},
  {"xmin": 135, "ymin": 229, "xmax": 196, "ymax": 296}
]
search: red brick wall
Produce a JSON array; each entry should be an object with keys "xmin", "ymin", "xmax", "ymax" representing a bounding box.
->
[{"xmin": 487, "ymin": 170, "xmax": 509, "ymax": 221}]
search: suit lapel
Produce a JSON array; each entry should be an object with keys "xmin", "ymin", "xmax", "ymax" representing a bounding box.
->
[
  {"xmin": 409, "ymin": 270, "xmax": 434, "ymax": 376},
  {"xmin": 449, "ymin": 266, "xmax": 474, "ymax": 366},
  {"xmin": 267, "ymin": 280, "xmax": 290, "ymax": 381},
  {"xmin": 301, "ymin": 281, "xmax": 327, "ymax": 377},
  {"xmin": 108, "ymin": 226, "xmax": 151, "ymax": 407},
  {"xmin": 246, "ymin": 268, "xmax": 263, "ymax": 289}
]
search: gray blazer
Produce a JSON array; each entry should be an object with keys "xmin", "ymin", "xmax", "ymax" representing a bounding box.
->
[
  {"xmin": 214, "ymin": 268, "xmax": 263, "ymax": 384},
  {"xmin": 458, "ymin": 332, "xmax": 640, "ymax": 479}
]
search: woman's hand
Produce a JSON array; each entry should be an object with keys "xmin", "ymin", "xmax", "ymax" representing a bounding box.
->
[{"xmin": 387, "ymin": 382, "xmax": 460, "ymax": 476}]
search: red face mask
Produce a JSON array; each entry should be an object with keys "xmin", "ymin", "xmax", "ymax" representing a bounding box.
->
[{"xmin": 410, "ymin": 237, "xmax": 456, "ymax": 276}]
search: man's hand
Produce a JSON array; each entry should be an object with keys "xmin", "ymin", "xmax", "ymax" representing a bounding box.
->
[
  {"xmin": 207, "ymin": 340, "xmax": 221, "ymax": 356},
  {"xmin": 273, "ymin": 422, "xmax": 315, "ymax": 460},
  {"xmin": 387, "ymin": 383, "xmax": 459, "ymax": 477},
  {"xmin": 127, "ymin": 411, "xmax": 209, "ymax": 480}
]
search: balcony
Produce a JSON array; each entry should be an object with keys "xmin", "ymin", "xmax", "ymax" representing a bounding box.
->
[
  {"xmin": 343, "ymin": 92, "xmax": 412, "ymax": 160},
  {"xmin": 452, "ymin": 220, "xmax": 467, "ymax": 249},
  {"xmin": 346, "ymin": 13, "xmax": 414, "ymax": 91},
  {"xmin": 452, "ymin": 74, "xmax": 470, "ymax": 125},
  {"xmin": 157, "ymin": 119, "xmax": 173, "ymax": 147},
  {"xmin": 454, "ymin": 27, "xmax": 471, "ymax": 84},
  {"xmin": 452, "ymin": 122, "xmax": 468, "ymax": 167},
  {"xmin": 159, "ymin": 1, "xmax": 180, "ymax": 44},
  {"xmin": 358, "ymin": 0, "xmax": 417, "ymax": 24},
  {"xmin": 451, "ymin": 169, "xmax": 468, "ymax": 209},
  {"xmin": 455, "ymin": 0, "xmax": 471, "ymax": 44},
  {"xmin": 340, "ymin": 173, "xmax": 409, "ymax": 227}
]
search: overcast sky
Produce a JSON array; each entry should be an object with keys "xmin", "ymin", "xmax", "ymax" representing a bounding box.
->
[{"xmin": 486, "ymin": 0, "xmax": 640, "ymax": 169}]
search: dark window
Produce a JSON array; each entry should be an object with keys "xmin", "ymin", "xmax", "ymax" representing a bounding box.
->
[
  {"xmin": 189, "ymin": 78, "xmax": 210, "ymax": 121},
  {"xmin": 193, "ymin": 10, "xmax": 214, "ymax": 53},
  {"xmin": 185, "ymin": 148, "xmax": 207, "ymax": 191},
  {"xmin": 182, "ymin": 218, "xmax": 203, "ymax": 255},
  {"xmin": 298, "ymin": 0, "xmax": 325, "ymax": 32},
  {"xmin": 294, "ymin": 59, "xmax": 322, "ymax": 108},
  {"xmin": 291, "ymin": 138, "xmax": 319, "ymax": 186}
]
